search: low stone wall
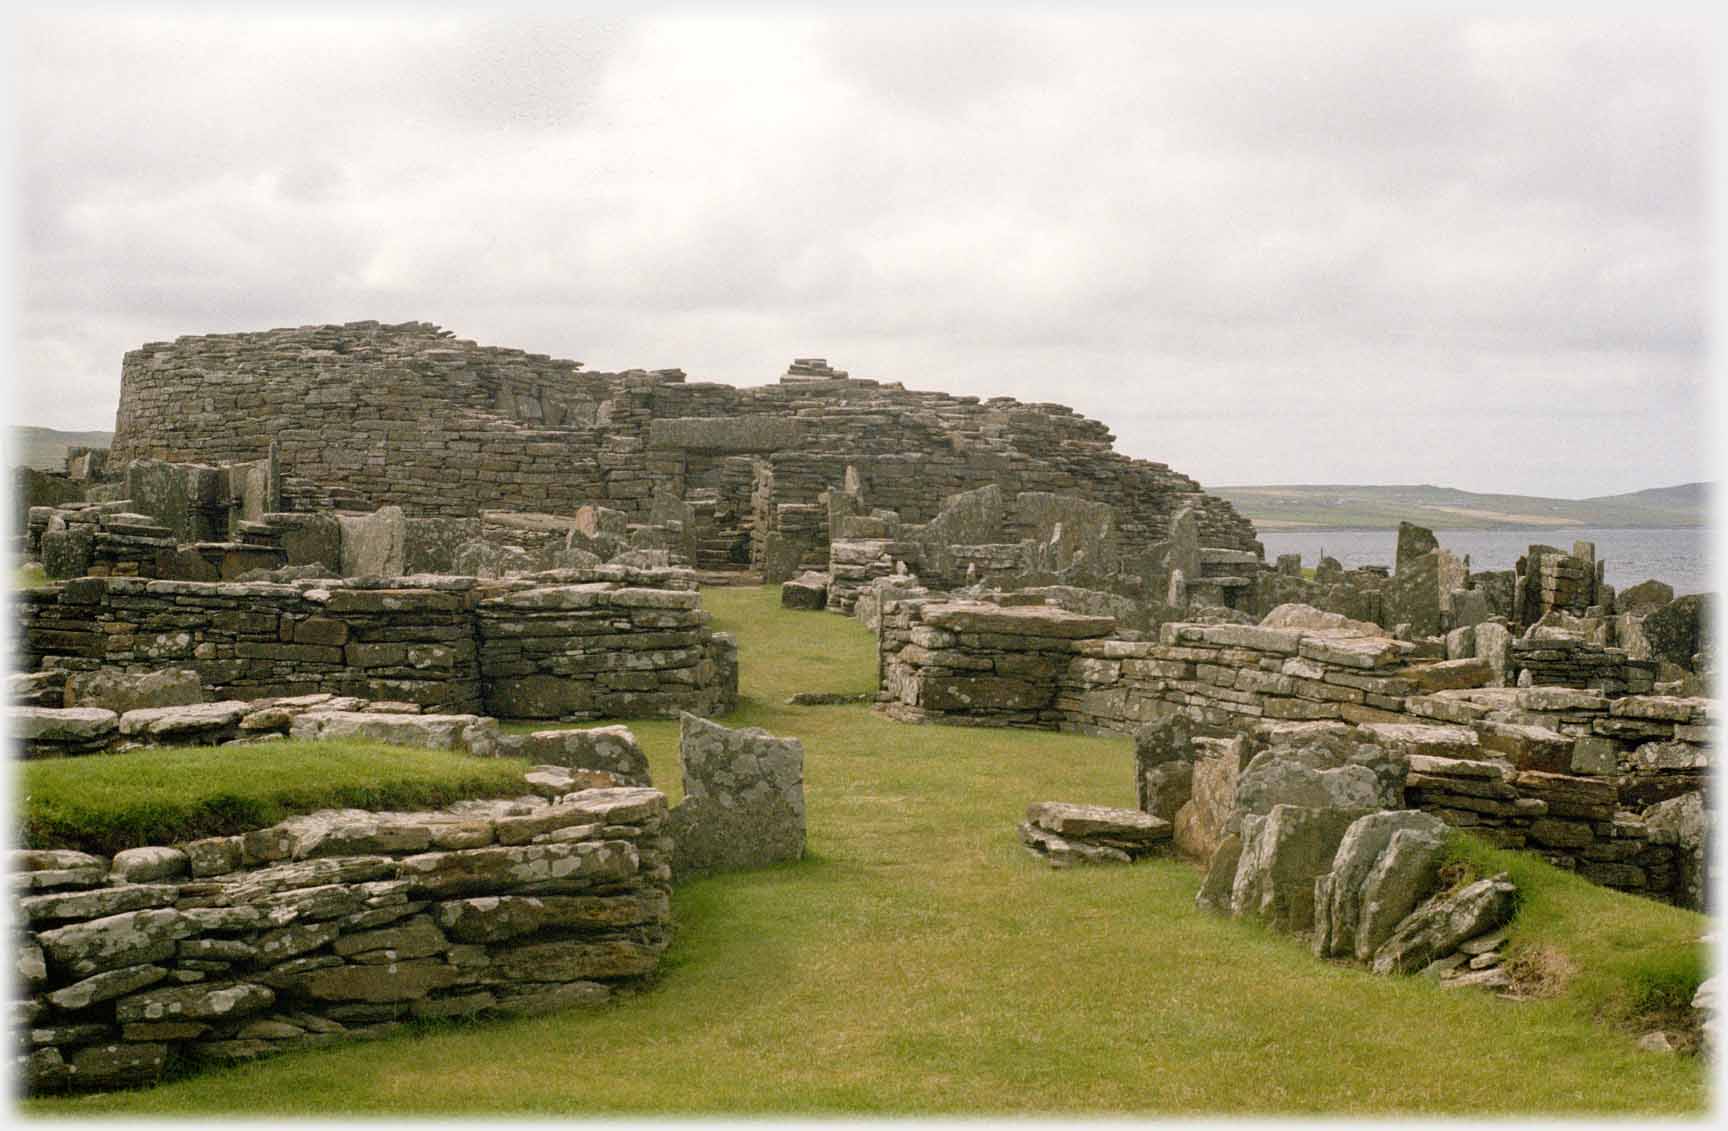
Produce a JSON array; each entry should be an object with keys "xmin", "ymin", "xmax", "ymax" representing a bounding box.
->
[
  {"xmin": 14, "ymin": 568, "xmax": 737, "ymax": 722},
  {"xmin": 878, "ymin": 597, "xmax": 1712, "ymax": 905},
  {"xmin": 476, "ymin": 583, "xmax": 735, "ymax": 719},
  {"xmin": 16, "ymin": 786, "xmax": 672, "ymax": 1095},
  {"xmin": 8, "ymin": 694, "xmax": 503, "ymax": 760},
  {"xmin": 877, "ymin": 598, "xmax": 1707, "ymax": 783},
  {"xmin": 1510, "ymin": 634, "xmax": 1656, "ymax": 693}
]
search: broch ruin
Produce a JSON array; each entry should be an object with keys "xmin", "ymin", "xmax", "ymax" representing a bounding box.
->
[{"xmin": 8, "ymin": 320, "xmax": 1715, "ymax": 1092}]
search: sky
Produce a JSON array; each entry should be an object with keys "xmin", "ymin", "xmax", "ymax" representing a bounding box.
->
[{"xmin": 6, "ymin": 10, "xmax": 1712, "ymax": 498}]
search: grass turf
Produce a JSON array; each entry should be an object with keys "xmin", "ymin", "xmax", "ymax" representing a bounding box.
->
[
  {"xmin": 18, "ymin": 742, "xmax": 533, "ymax": 856},
  {"xmin": 22, "ymin": 585, "xmax": 1709, "ymax": 1116}
]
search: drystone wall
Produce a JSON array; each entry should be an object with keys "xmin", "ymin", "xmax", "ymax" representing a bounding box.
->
[
  {"xmin": 14, "ymin": 568, "xmax": 737, "ymax": 721},
  {"xmin": 875, "ymin": 597, "xmax": 1711, "ymax": 905},
  {"xmin": 105, "ymin": 321, "xmax": 1258, "ymax": 558},
  {"xmin": 16, "ymin": 786, "xmax": 672, "ymax": 1095}
]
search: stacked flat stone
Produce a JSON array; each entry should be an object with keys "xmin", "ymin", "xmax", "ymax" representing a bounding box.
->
[
  {"xmin": 1509, "ymin": 634, "xmax": 1655, "ymax": 693},
  {"xmin": 6, "ymin": 694, "xmax": 503, "ymax": 759},
  {"xmin": 35, "ymin": 505, "xmax": 178, "ymax": 580},
  {"xmin": 825, "ymin": 539, "xmax": 911, "ymax": 614},
  {"xmin": 15, "ymin": 785, "xmax": 673, "ymax": 1095},
  {"xmin": 1019, "ymin": 802, "xmax": 1172, "ymax": 866},
  {"xmin": 879, "ymin": 600, "xmax": 1119, "ymax": 728},
  {"xmin": 475, "ymin": 582, "xmax": 736, "ymax": 720},
  {"xmin": 878, "ymin": 600, "xmax": 1435, "ymax": 732},
  {"xmin": 16, "ymin": 569, "xmax": 737, "ymax": 722},
  {"xmin": 1374, "ymin": 751, "xmax": 1683, "ymax": 898},
  {"xmin": 1403, "ymin": 688, "xmax": 1710, "ymax": 806},
  {"xmin": 104, "ymin": 323, "xmax": 1259, "ymax": 568}
]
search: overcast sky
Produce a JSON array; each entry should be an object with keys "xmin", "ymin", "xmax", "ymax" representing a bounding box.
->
[{"xmin": 6, "ymin": 10, "xmax": 1711, "ymax": 498}]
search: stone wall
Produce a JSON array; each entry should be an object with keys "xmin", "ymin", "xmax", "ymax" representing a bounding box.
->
[
  {"xmin": 16, "ymin": 786, "xmax": 671, "ymax": 1095},
  {"xmin": 875, "ymin": 596, "xmax": 1711, "ymax": 905},
  {"xmin": 105, "ymin": 321, "xmax": 1259, "ymax": 553},
  {"xmin": 14, "ymin": 568, "xmax": 737, "ymax": 721}
]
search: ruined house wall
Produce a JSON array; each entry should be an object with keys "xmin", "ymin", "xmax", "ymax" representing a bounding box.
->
[
  {"xmin": 106, "ymin": 321, "xmax": 1260, "ymax": 550},
  {"xmin": 15, "ymin": 571, "xmax": 738, "ymax": 720},
  {"xmin": 876, "ymin": 598, "xmax": 1708, "ymax": 905},
  {"xmin": 17, "ymin": 788, "xmax": 671, "ymax": 1095}
]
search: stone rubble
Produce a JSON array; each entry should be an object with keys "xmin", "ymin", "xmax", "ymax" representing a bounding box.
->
[{"xmin": 1018, "ymin": 802, "xmax": 1172, "ymax": 867}]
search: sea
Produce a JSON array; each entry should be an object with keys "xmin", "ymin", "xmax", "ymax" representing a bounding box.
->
[{"xmin": 1254, "ymin": 527, "xmax": 1715, "ymax": 597}]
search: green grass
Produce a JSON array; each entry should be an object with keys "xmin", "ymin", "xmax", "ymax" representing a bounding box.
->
[
  {"xmin": 18, "ymin": 742, "xmax": 533, "ymax": 856},
  {"xmin": 1442, "ymin": 834, "xmax": 1711, "ymax": 1028},
  {"xmin": 23, "ymin": 587, "xmax": 1709, "ymax": 1116}
]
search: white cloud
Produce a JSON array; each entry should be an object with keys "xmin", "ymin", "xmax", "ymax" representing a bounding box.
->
[{"xmin": 7, "ymin": 10, "xmax": 1708, "ymax": 497}]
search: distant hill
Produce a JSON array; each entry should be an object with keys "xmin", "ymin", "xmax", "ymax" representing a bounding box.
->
[
  {"xmin": 1212, "ymin": 482, "xmax": 1711, "ymax": 531},
  {"xmin": 6, "ymin": 426, "xmax": 114, "ymax": 471}
]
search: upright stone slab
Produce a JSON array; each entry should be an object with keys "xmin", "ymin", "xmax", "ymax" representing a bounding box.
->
[
  {"xmin": 668, "ymin": 714, "xmax": 806, "ymax": 878},
  {"xmin": 337, "ymin": 506, "xmax": 407, "ymax": 578},
  {"xmin": 1395, "ymin": 522, "xmax": 1439, "ymax": 575}
]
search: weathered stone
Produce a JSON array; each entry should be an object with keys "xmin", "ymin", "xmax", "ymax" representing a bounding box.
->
[
  {"xmin": 1358, "ymin": 723, "xmax": 1480, "ymax": 759},
  {"xmin": 489, "ymin": 938, "xmax": 662, "ymax": 982},
  {"xmin": 1026, "ymin": 802, "xmax": 1171, "ymax": 842},
  {"xmin": 1140, "ymin": 761, "xmax": 1194, "ymax": 825},
  {"xmin": 294, "ymin": 961, "xmax": 462, "ymax": 1003},
  {"xmin": 1617, "ymin": 579, "xmax": 1676, "ymax": 616},
  {"xmin": 1173, "ymin": 737, "xmax": 1247, "ymax": 861},
  {"xmin": 397, "ymin": 840, "xmax": 637, "ymax": 898},
  {"xmin": 1370, "ymin": 873, "xmax": 1518, "ymax": 975},
  {"xmin": 508, "ymin": 725, "xmax": 650, "ymax": 784},
  {"xmin": 1473, "ymin": 621, "xmax": 1513, "ymax": 685},
  {"xmin": 1641, "ymin": 595, "xmax": 1709, "ymax": 669},
  {"xmin": 38, "ymin": 908, "xmax": 198, "ymax": 977},
  {"xmin": 64, "ymin": 668, "xmax": 205, "ymax": 714},
  {"xmin": 1234, "ymin": 750, "xmax": 1382, "ymax": 821},
  {"xmin": 780, "ymin": 571, "xmax": 830, "ymax": 610},
  {"xmin": 1353, "ymin": 825, "xmax": 1451, "ymax": 961},
  {"xmin": 1313, "ymin": 809, "xmax": 1446, "ymax": 959},
  {"xmin": 114, "ymin": 981, "xmax": 275, "ymax": 1023},
  {"xmin": 67, "ymin": 1041, "xmax": 168, "ymax": 1090},
  {"xmin": 1395, "ymin": 522, "xmax": 1440, "ymax": 573},
  {"xmin": 19, "ymin": 883, "xmax": 178, "ymax": 926},
  {"xmin": 332, "ymin": 915, "xmax": 448, "ymax": 961},
  {"xmin": 1643, "ymin": 792, "xmax": 1707, "ymax": 910},
  {"xmin": 1402, "ymin": 658, "xmax": 1493, "ymax": 692},
  {"xmin": 922, "ymin": 601, "xmax": 1115, "ymax": 640},
  {"xmin": 1019, "ymin": 822, "xmax": 1133, "ymax": 867},
  {"xmin": 490, "ymin": 980, "xmax": 611, "ymax": 1017},
  {"xmin": 1231, "ymin": 804, "xmax": 1375, "ymax": 932},
  {"xmin": 668, "ymin": 713, "xmax": 804, "ymax": 878},
  {"xmin": 110, "ymin": 846, "xmax": 190, "ymax": 884},
  {"xmin": 287, "ymin": 710, "xmax": 496, "ymax": 754},
  {"xmin": 7, "ymin": 706, "xmax": 119, "ymax": 745},
  {"xmin": 46, "ymin": 963, "xmax": 170, "ymax": 1011},
  {"xmin": 1259, "ymin": 603, "xmax": 1380, "ymax": 635},
  {"xmin": 118, "ymin": 700, "xmax": 250, "ymax": 739}
]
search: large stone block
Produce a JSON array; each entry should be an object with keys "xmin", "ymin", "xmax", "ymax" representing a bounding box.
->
[
  {"xmin": 1311, "ymin": 809, "xmax": 1447, "ymax": 960},
  {"xmin": 64, "ymin": 668, "xmax": 205, "ymax": 714},
  {"xmin": 1230, "ymin": 803, "xmax": 1375, "ymax": 933},
  {"xmin": 337, "ymin": 506, "xmax": 407, "ymax": 578},
  {"xmin": 668, "ymin": 714, "xmax": 805, "ymax": 878},
  {"xmin": 506, "ymin": 726, "xmax": 651, "ymax": 785}
]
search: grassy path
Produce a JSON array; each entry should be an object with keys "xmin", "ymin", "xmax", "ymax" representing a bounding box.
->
[{"xmin": 27, "ymin": 588, "xmax": 1708, "ymax": 1116}]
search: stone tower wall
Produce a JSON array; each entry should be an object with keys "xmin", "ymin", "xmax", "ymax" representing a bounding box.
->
[{"xmin": 109, "ymin": 321, "xmax": 1260, "ymax": 551}]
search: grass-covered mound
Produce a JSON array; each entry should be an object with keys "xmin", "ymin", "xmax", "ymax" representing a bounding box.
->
[
  {"xmin": 25, "ymin": 586, "xmax": 1708, "ymax": 1116},
  {"xmin": 18, "ymin": 741, "xmax": 533, "ymax": 856}
]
